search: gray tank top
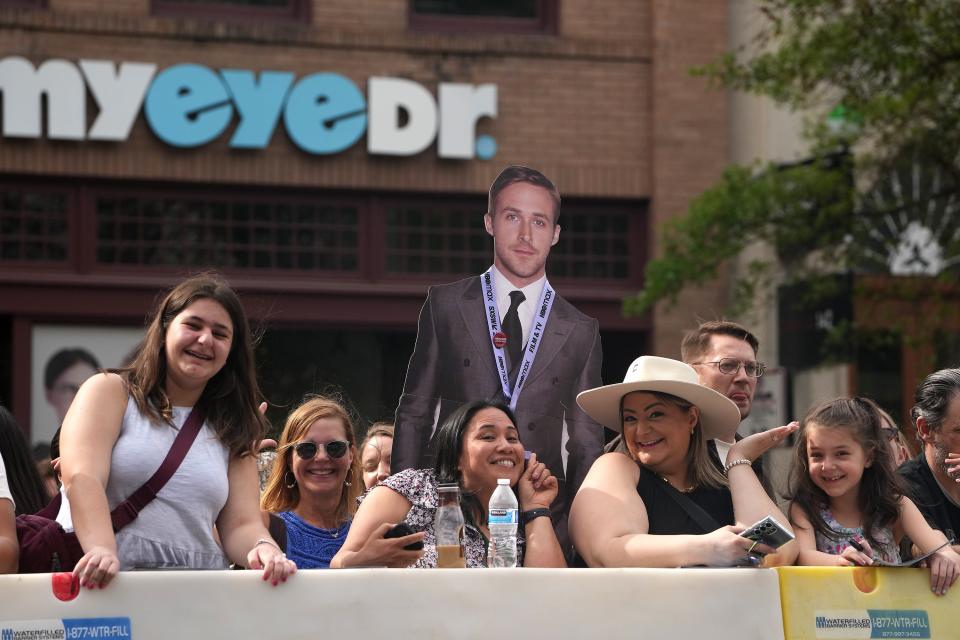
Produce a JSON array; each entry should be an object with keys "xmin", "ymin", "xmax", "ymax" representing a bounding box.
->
[{"xmin": 59, "ymin": 397, "xmax": 230, "ymax": 570}]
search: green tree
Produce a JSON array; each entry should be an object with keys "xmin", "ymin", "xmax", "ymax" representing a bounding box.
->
[{"xmin": 627, "ymin": 0, "xmax": 960, "ymax": 319}]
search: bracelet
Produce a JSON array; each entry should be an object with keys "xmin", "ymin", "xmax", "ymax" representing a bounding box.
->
[
  {"xmin": 723, "ymin": 458, "xmax": 752, "ymax": 475},
  {"xmin": 254, "ymin": 538, "xmax": 281, "ymax": 552},
  {"xmin": 522, "ymin": 508, "xmax": 552, "ymax": 525}
]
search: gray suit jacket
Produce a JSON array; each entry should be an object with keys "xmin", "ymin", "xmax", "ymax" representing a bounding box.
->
[{"xmin": 393, "ymin": 275, "xmax": 604, "ymax": 530}]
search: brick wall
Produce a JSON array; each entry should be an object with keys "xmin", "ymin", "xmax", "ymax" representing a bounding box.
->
[
  {"xmin": 649, "ymin": 0, "xmax": 730, "ymax": 356},
  {"xmin": 0, "ymin": 1, "xmax": 730, "ymax": 345}
]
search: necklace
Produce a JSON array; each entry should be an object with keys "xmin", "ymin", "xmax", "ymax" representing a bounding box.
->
[
  {"xmin": 656, "ymin": 473, "xmax": 696, "ymax": 494},
  {"xmin": 318, "ymin": 522, "xmax": 347, "ymax": 538}
]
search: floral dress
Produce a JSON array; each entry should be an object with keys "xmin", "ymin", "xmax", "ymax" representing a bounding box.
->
[
  {"xmin": 366, "ymin": 468, "xmax": 525, "ymax": 568},
  {"xmin": 814, "ymin": 506, "xmax": 901, "ymax": 563}
]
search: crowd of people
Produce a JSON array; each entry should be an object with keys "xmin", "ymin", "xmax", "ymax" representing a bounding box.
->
[{"xmin": 1, "ymin": 165, "xmax": 959, "ymax": 601}]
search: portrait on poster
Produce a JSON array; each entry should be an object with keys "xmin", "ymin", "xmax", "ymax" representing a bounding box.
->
[{"xmin": 30, "ymin": 324, "xmax": 143, "ymax": 447}]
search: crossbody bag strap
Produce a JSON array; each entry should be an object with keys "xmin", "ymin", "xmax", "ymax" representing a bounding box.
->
[
  {"xmin": 109, "ymin": 406, "xmax": 207, "ymax": 532},
  {"xmin": 643, "ymin": 467, "xmax": 722, "ymax": 534}
]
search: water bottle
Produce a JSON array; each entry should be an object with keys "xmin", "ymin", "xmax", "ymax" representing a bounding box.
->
[
  {"xmin": 487, "ymin": 478, "xmax": 518, "ymax": 567},
  {"xmin": 435, "ymin": 483, "xmax": 466, "ymax": 568}
]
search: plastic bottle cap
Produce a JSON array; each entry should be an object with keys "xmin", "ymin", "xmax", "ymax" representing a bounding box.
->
[{"xmin": 497, "ymin": 478, "xmax": 509, "ymax": 485}]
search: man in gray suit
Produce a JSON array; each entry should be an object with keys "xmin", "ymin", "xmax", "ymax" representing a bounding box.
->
[{"xmin": 392, "ymin": 165, "xmax": 603, "ymax": 550}]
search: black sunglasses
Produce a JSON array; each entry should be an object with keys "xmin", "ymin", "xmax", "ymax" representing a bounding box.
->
[{"xmin": 288, "ymin": 440, "xmax": 350, "ymax": 460}]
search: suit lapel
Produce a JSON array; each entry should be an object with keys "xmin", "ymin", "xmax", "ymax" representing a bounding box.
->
[
  {"xmin": 458, "ymin": 276, "xmax": 499, "ymax": 381},
  {"xmin": 520, "ymin": 294, "xmax": 575, "ymax": 389}
]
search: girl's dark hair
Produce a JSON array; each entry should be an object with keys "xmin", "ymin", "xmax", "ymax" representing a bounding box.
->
[
  {"xmin": 0, "ymin": 405, "xmax": 52, "ymax": 515},
  {"xmin": 120, "ymin": 273, "xmax": 268, "ymax": 458},
  {"xmin": 433, "ymin": 399, "xmax": 520, "ymax": 531},
  {"xmin": 788, "ymin": 397, "xmax": 901, "ymax": 550}
]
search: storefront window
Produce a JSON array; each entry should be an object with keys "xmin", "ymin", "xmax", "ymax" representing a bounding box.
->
[
  {"xmin": 0, "ymin": 187, "xmax": 69, "ymax": 263},
  {"xmin": 410, "ymin": 0, "xmax": 557, "ymax": 33},
  {"xmin": 383, "ymin": 197, "xmax": 639, "ymax": 282},
  {"xmin": 95, "ymin": 194, "xmax": 359, "ymax": 273},
  {"xmin": 152, "ymin": 0, "xmax": 308, "ymax": 22},
  {"xmin": 0, "ymin": 1, "xmax": 46, "ymax": 8}
]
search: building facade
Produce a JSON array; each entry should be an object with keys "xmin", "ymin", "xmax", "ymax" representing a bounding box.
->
[{"xmin": 0, "ymin": 1, "xmax": 730, "ymax": 444}]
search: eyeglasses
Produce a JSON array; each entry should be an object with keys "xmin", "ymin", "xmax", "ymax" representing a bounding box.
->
[
  {"xmin": 285, "ymin": 440, "xmax": 350, "ymax": 460},
  {"xmin": 691, "ymin": 358, "xmax": 765, "ymax": 378}
]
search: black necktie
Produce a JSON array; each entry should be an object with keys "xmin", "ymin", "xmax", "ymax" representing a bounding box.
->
[{"xmin": 502, "ymin": 290, "xmax": 525, "ymax": 380}]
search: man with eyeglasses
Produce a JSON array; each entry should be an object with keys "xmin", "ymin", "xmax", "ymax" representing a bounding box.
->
[{"xmin": 681, "ymin": 321, "xmax": 774, "ymax": 488}]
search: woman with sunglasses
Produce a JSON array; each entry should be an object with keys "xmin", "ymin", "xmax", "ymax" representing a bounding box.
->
[
  {"xmin": 59, "ymin": 274, "xmax": 295, "ymax": 588},
  {"xmin": 331, "ymin": 399, "xmax": 565, "ymax": 569},
  {"xmin": 261, "ymin": 396, "xmax": 363, "ymax": 569}
]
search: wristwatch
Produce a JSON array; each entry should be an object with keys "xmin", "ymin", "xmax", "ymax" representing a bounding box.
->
[{"xmin": 521, "ymin": 508, "xmax": 551, "ymax": 525}]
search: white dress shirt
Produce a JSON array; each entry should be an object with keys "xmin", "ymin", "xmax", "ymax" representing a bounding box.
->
[{"xmin": 491, "ymin": 265, "xmax": 546, "ymax": 349}]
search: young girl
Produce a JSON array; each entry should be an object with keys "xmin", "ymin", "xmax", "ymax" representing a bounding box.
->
[{"xmin": 789, "ymin": 397, "xmax": 960, "ymax": 595}]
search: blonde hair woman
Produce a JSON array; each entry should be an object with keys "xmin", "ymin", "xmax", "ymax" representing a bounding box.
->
[{"xmin": 262, "ymin": 396, "xmax": 363, "ymax": 568}]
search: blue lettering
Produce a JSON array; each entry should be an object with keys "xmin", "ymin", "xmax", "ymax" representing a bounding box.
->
[
  {"xmin": 221, "ymin": 69, "xmax": 294, "ymax": 148},
  {"xmin": 145, "ymin": 63, "xmax": 232, "ymax": 147},
  {"xmin": 283, "ymin": 72, "xmax": 366, "ymax": 154}
]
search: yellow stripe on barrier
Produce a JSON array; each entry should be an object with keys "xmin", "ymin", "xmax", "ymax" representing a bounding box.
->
[{"xmin": 776, "ymin": 566, "xmax": 959, "ymax": 640}]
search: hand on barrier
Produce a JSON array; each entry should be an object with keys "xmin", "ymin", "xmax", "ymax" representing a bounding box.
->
[
  {"xmin": 704, "ymin": 525, "xmax": 775, "ymax": 566},
  {"xmin": 248, "ymin": 540, "xmax": 297, "ymax": 586},
  {"xmin": 74, "ymin": 545, "xmax": 120, "ymax": 589},
  {"xmin": 926, "ymin": 547, "xmax": 960, "ymax": 596},
  {"xmin": 518, "ymin": 452, "xmax": 558, "ymax": 511},
  {"xmin": 727, "ymin": 422, "xmax": 799, "ymax": 464},
  {"xmin": 347, "ymin": 522, "xmax": 426, "ymax": 568}
]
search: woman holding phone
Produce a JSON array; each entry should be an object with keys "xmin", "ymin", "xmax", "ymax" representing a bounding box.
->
[
  {"xmin": 332, "ymin": 400, "xmax": 565, "ymax": 568},
  {"xmin": 569, "ymin": 356, "xmax": 798, "ymax": 567}
]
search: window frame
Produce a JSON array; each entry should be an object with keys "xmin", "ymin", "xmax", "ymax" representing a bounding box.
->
[
  {"xmin": 408, "ymin": 0, "xmax": 558, "ymax": 35},
  {"xmin": 151, "ymin": 0, "xmax": 310, "ymax": 24}
]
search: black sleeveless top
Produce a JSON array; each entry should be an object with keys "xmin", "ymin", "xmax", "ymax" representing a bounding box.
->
[{"xmin": 638, "ymin": 466, "xmax": 734, "ymax": 535}]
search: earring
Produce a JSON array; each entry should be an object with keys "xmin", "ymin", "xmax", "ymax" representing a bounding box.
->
[
  {"xmin": 285, "ymin": 471, "xmax": 297, "ymax": 489},
  {"xmin": 344, "ymin": 479, "xmax": 352, "ymax": 487}
]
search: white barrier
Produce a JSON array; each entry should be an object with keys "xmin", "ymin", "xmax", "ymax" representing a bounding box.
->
[{"xmin": 0, "ymin": 568, "xmax": 785, "ymax": 639}]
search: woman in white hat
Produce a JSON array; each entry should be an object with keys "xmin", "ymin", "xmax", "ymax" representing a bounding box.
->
[{"xmin": 569, "ymin": 356, "xmax": 798, "ymax": 567}]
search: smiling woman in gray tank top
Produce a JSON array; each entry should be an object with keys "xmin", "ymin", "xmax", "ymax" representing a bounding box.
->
[{"xmin": 58, "ymin": 273, "xmax": 297, "ymax": 589}]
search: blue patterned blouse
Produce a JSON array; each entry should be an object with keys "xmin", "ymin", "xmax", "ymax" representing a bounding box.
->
[{"xmin": 277, "ymin": 511, "xmax": 351, "ymax": 569}]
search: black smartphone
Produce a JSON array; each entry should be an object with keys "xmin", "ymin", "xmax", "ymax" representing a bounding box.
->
[{"xmin": 384, "ymin": 522, "xmax": 424, "ymax": 551}]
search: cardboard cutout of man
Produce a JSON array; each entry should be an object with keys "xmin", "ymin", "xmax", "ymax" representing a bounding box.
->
[{"xmin": 392, "ymin": 166, "xmax": 604, "ymax": 549}]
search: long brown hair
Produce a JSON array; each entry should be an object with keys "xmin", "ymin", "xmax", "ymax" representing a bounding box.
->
[
  {"xmin": 620, "ymin": 391, "xmax": 727, "ymax": 490},
  {"xmin": 261, "ymin": 396, "xmax": 363, "ymax": 523},
  {"xmin": 123, "ymin": 272, "xmax": 267, "ymax": 458},
  {"xmin": 788, "ymin": 397, "xmax": 901, "ymax": 550}
]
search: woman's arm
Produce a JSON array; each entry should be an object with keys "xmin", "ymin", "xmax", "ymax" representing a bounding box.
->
[
  {"xmin": 726, "ymin": 423, "xmax": 800, "ymax": 566},
  {"xmin": 0, "ymin": 497, "xmax": 16, "ymax": 574},
  {"xmin": 217, "ymin": 454, "xmax": 296, "ymax": 585},
  {"xmin": 60, "ymin": 373, "xmax": 128, "ymax": 588},
  {"xmin": 517, "ymin": 453, "xmax": 565, "ymax": 568},
  {"xmin": 569, "ymin": 453, "xmax": 756, "ymax": 567},
  {"xmin": 330, "ymin": 485, "xmax": 424, "ymax": 568}
]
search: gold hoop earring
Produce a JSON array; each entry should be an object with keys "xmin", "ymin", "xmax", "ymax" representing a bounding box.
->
[{"xmin": 284, "ymin": 471, "xmax": 297, "ymax": 489}]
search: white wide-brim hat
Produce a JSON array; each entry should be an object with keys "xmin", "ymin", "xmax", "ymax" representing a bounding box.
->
[{"xmin": 576, "ymin": 356, "xmax": 740, "ymax": 440}]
